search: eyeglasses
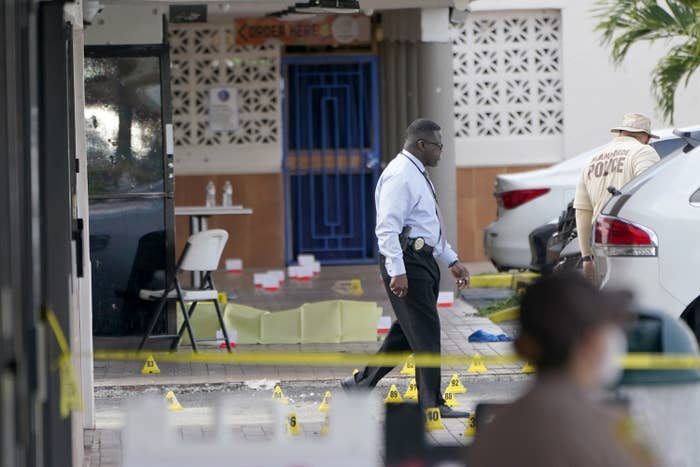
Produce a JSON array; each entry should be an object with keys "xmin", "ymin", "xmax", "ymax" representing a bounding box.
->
[{"xmin": 420, "ymin": 139, "xmax": 443, "ymax": 150}]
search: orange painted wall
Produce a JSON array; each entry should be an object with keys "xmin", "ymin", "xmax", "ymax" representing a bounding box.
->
[
  {"xmin": 174, "ymin": 174, "xmax": 284, "ymax": 268},
  {"xmin": 174, "ymin": 166, "xmax": 549, "ymax": 267},
  {"xmin": 456, "ymin": 165, "xmax": 549, "ymax": 261}
]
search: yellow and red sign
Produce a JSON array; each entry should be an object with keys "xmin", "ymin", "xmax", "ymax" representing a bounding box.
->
[{"xmin": 235, "ymin": 15, "xmax": 371, "ymax": 46}]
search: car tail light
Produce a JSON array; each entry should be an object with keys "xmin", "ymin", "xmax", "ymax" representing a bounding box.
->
[
  {"xmin": 594, "ymin": 215, "xmax": 657, "ymax": 257},
  {"xmin": 497, "ymin": 188, "xmax": 550, "ymax": 209}
]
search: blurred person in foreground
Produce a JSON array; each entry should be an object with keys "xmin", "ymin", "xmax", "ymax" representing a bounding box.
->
[{"xmin": 468, "ymin": 272, "xmax": 657, "ymax": 467}]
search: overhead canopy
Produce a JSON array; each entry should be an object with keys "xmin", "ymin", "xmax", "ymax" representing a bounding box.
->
[{"xmin": 99, "ymin": 0, "xmax": 457, "ymax": 16}]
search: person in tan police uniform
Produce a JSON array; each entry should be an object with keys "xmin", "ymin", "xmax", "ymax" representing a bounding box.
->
[{"xmin": 574, "ymin": 113, "xmax": 660, "ymax": 279}]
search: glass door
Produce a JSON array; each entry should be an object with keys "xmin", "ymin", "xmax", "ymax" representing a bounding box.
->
[{"xmin": 85, "ymin": 46, "xmax": 175, "ymax": 337}]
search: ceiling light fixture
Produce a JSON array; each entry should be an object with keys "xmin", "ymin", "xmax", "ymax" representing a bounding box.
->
[
  {"xmin": 267, "ymin": 7, "xmax": 317, "ymax": 20},
  {"xmin": 293, "ymin": 0, "xmax": 361, "ymax": 14}
]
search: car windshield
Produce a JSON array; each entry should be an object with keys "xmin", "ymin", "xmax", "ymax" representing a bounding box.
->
[
  {"xmin": 651, "ymin": 137, "xmax": 687, "ymax": 158},
  {"xmin": 621, "ymin": 134, "xmax": 700, "ymax": 194},
  {"xmin": 619, "ymin": 145, "xmax": 685, "ymax": 195}
]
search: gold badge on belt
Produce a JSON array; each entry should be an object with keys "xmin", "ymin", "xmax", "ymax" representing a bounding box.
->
[{"xmin": 413, "ymin": 237, "xmax": 425, "ymax": 251}]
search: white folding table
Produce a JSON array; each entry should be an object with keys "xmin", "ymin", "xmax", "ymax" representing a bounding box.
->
[{"xmin": 174, "ymin": 205, "xmax": 253, "ymax": 287}]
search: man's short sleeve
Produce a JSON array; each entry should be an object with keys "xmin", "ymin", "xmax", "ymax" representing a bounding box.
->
[
  {"xmin": 573, "ymin": 170, "xmax": 592, "ymax": 210},
  {"xmin": 632, "ymin": 145, "xmax": 661, "ymax": 177}
]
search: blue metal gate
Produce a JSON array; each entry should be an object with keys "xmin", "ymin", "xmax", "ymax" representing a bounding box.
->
[{"xmin": 283, "ymin": 56, "xmax": 380, "ymax": 264}]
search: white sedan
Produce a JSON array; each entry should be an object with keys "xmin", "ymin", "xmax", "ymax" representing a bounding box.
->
[
  {"xmin": 593, "ymin": 132, "xmax": 700, "ymax": 337},
  {"xmin": 483, "ymin": 127, "xmax": 696, "ymax": 270}
]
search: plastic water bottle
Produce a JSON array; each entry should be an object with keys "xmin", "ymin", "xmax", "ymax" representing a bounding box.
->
[
  {"xmin": 205, "ymin": 181, "xmax": 216, "ymax": 207},
  {"xmin": 222, "ymin": 180, "xmax": 233, "ymax": 207}
]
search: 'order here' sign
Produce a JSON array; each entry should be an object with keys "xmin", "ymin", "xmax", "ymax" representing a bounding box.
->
[{"xmin": 235, "ymin": 15, "xmax": 371, "ymax": 46}]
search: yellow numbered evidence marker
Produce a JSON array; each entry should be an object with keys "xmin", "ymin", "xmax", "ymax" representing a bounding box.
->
[
  {"xmin": 442, "ymin": 390, "xmax": 459, "ymax": 408},
  {"xmin": 271, "ymin": 384, "xmax": 288, "ymax": 404},
  {"xmin": 467, "ymin": 353, "xmax": 488, "ymax": 374},
  {"xmin": 164, "ymin": 391, "xmax": 183, "ymax": 411},
  {"xmin": 349, "ymin": 278, "xmax": 363, "ymax": 296},
  {"xmin": 217, "ymin": 291, "xmax": 227, "ymax": 305},
  {"xmin": 319, "ymin": 391, "xmax": 331, "ymax": 412},
  {"xmin": 320, "ymin": 413, "xmax": 330, "ymax": 436},
  {"xmin": 425, "ymin": 407, "xmax": 444, "ymax": 431},
  {"xmin": 287, "ymin": 413, "xmax": 301, "ymax": 436},
  {"xmin": 445, "ymin": 374, "xmax": 466, "ymax": 394},
  {"xmin": 141, "ymin": 355, "xmax": 160, "ymax": 374},
  {"xmin": 464, "ymin": 413, "xmax": 476, "ymax": 437},
  {"xmin": 404, "ymin": 379, "xmax": 418, "ymax": 400},
  {"xmin": 400, "ymin": 355, "xmax": 416, "ymax": 376},
  {"xmin": 384, "ymin": 384, "xmax": 404, "ymax": 404}
]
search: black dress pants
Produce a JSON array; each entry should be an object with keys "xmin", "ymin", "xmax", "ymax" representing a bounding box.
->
[{"xmin": 357, "ymin": 247, "xmax": 443, "ymax": 408}]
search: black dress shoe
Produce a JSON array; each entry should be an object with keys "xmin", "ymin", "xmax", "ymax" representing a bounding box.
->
[
  {"xmin": 438, "ymin": 405, "xmax": 469, "ymax": 418},
  {"xmin": 341, "ymin": 374, "xmax": 369, "ymax": 392},
  {"xmin": 340, "ymin": 375, "xmax": 358, "ymax": 391}
]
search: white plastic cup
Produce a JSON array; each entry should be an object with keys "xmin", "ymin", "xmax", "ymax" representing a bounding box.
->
[
  {"xmin": 297, "ymin": 266, "xmax": 313, "ymax": 281},
  {"xmin": 377, "ymin": 316, "xmax": 392, "ymax": 335},
  {"xmin": 217, "ymin": 328, "xmax": 238, "ymax": 349},
  {"xmin": 225, "ymin": 258, "xmax": 242, "ymax": 273},
  {"xmin": 262, "ymin": 274, "xmax": 280, "ymax": 291},
  {"xmin": 254, "ymin": 273, "xmax": 267, "ymax": 288},
  {"xmin": 267, "ymin": 269, "xmax": 285, "ymax": 285},
  {"xmin": 297, "ymin": 254, "xmax": 316, "ymax": 266},
  {"xmin": 437, "ymin": 291, "xmax": 454, "ymax": 307}
]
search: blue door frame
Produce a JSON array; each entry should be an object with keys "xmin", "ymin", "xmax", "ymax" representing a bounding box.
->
[{"xmin": 282, "ymin": 55, "xmax": 380, "ymax": 265}]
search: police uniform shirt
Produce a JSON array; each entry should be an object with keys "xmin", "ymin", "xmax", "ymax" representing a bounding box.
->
[
  {"xmin": 375, "ymin": 150, "xmax": 459, "ymax": 277},
  {"xmin": 574, "ymin": 136, "xmax": 660, "ymax": 219}
]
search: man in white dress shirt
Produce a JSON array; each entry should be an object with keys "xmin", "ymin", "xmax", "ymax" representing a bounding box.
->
[{"xmin": 341, "ymin": 119, "xmax": 470, "ymax": 418}]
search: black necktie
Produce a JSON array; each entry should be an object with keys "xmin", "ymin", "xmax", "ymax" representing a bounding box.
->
[
  {"xmin": 422, "ymin": 170, "xmax": 445, "ymax": 248},
  {"xmin": 402, "ymin": 152, "xmax": 445, "ymax": 248}
]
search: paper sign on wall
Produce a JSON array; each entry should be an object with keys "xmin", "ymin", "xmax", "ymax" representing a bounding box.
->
[{"xmin": 209, "ymin": 87, "xmax": 239, "ymax": 132}]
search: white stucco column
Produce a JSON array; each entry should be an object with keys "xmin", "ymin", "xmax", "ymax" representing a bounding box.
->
[
  {"xmin": 418, "ymin": 8, "xmax": 459, "ymax": 290},
  {"xmin": 64, "ymin": 0, "xmax": 95, "ymax": 436}
]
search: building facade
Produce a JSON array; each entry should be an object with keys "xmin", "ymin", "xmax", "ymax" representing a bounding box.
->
[{"xmin": 86, "ymin": 0, "xmax": 700, "ymax": 265}]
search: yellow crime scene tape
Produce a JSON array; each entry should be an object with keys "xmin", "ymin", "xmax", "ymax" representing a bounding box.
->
[
  {"xmin": 45, "ymin": 309, "xmax": 83, "ymax": 418},
  {"xmin": 94, "ymin": 350, "xmax": 520, "ymax": 367},
  {"xmin": 45, "ymin": 308, "xmax": 700, "ymax": 417},
  {"xmin": 92, "ymin": 349, "xmax": 700, "ymax": 370}
]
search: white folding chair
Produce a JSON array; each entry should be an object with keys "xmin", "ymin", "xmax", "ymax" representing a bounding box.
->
[{"xmin": 137, "ymin": 229, "xmax": 231, "ymax": 352}]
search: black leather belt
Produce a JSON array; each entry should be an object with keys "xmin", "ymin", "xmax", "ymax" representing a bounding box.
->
[{"xmin": 407, "ymin": 237, "xmax": 434, "ymax": 254}]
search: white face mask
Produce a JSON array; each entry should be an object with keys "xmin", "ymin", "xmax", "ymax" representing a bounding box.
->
[{"xmin": 596, "ymin": 326, "xmax": 628, "ymax": 387}]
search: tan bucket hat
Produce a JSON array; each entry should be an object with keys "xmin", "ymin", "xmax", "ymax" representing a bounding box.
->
[{"xmin": 610, "ymin": 113, "xmax": 659, "ymax": 138}]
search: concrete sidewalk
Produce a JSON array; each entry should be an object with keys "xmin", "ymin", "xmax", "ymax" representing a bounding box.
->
[
  {"xmin": 93, "ymin": 262, "xmax": 521, "ymax": 388},
  {"xmin": 86, "ymin": 263, "xmax": 528, "ymax": 467}
]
